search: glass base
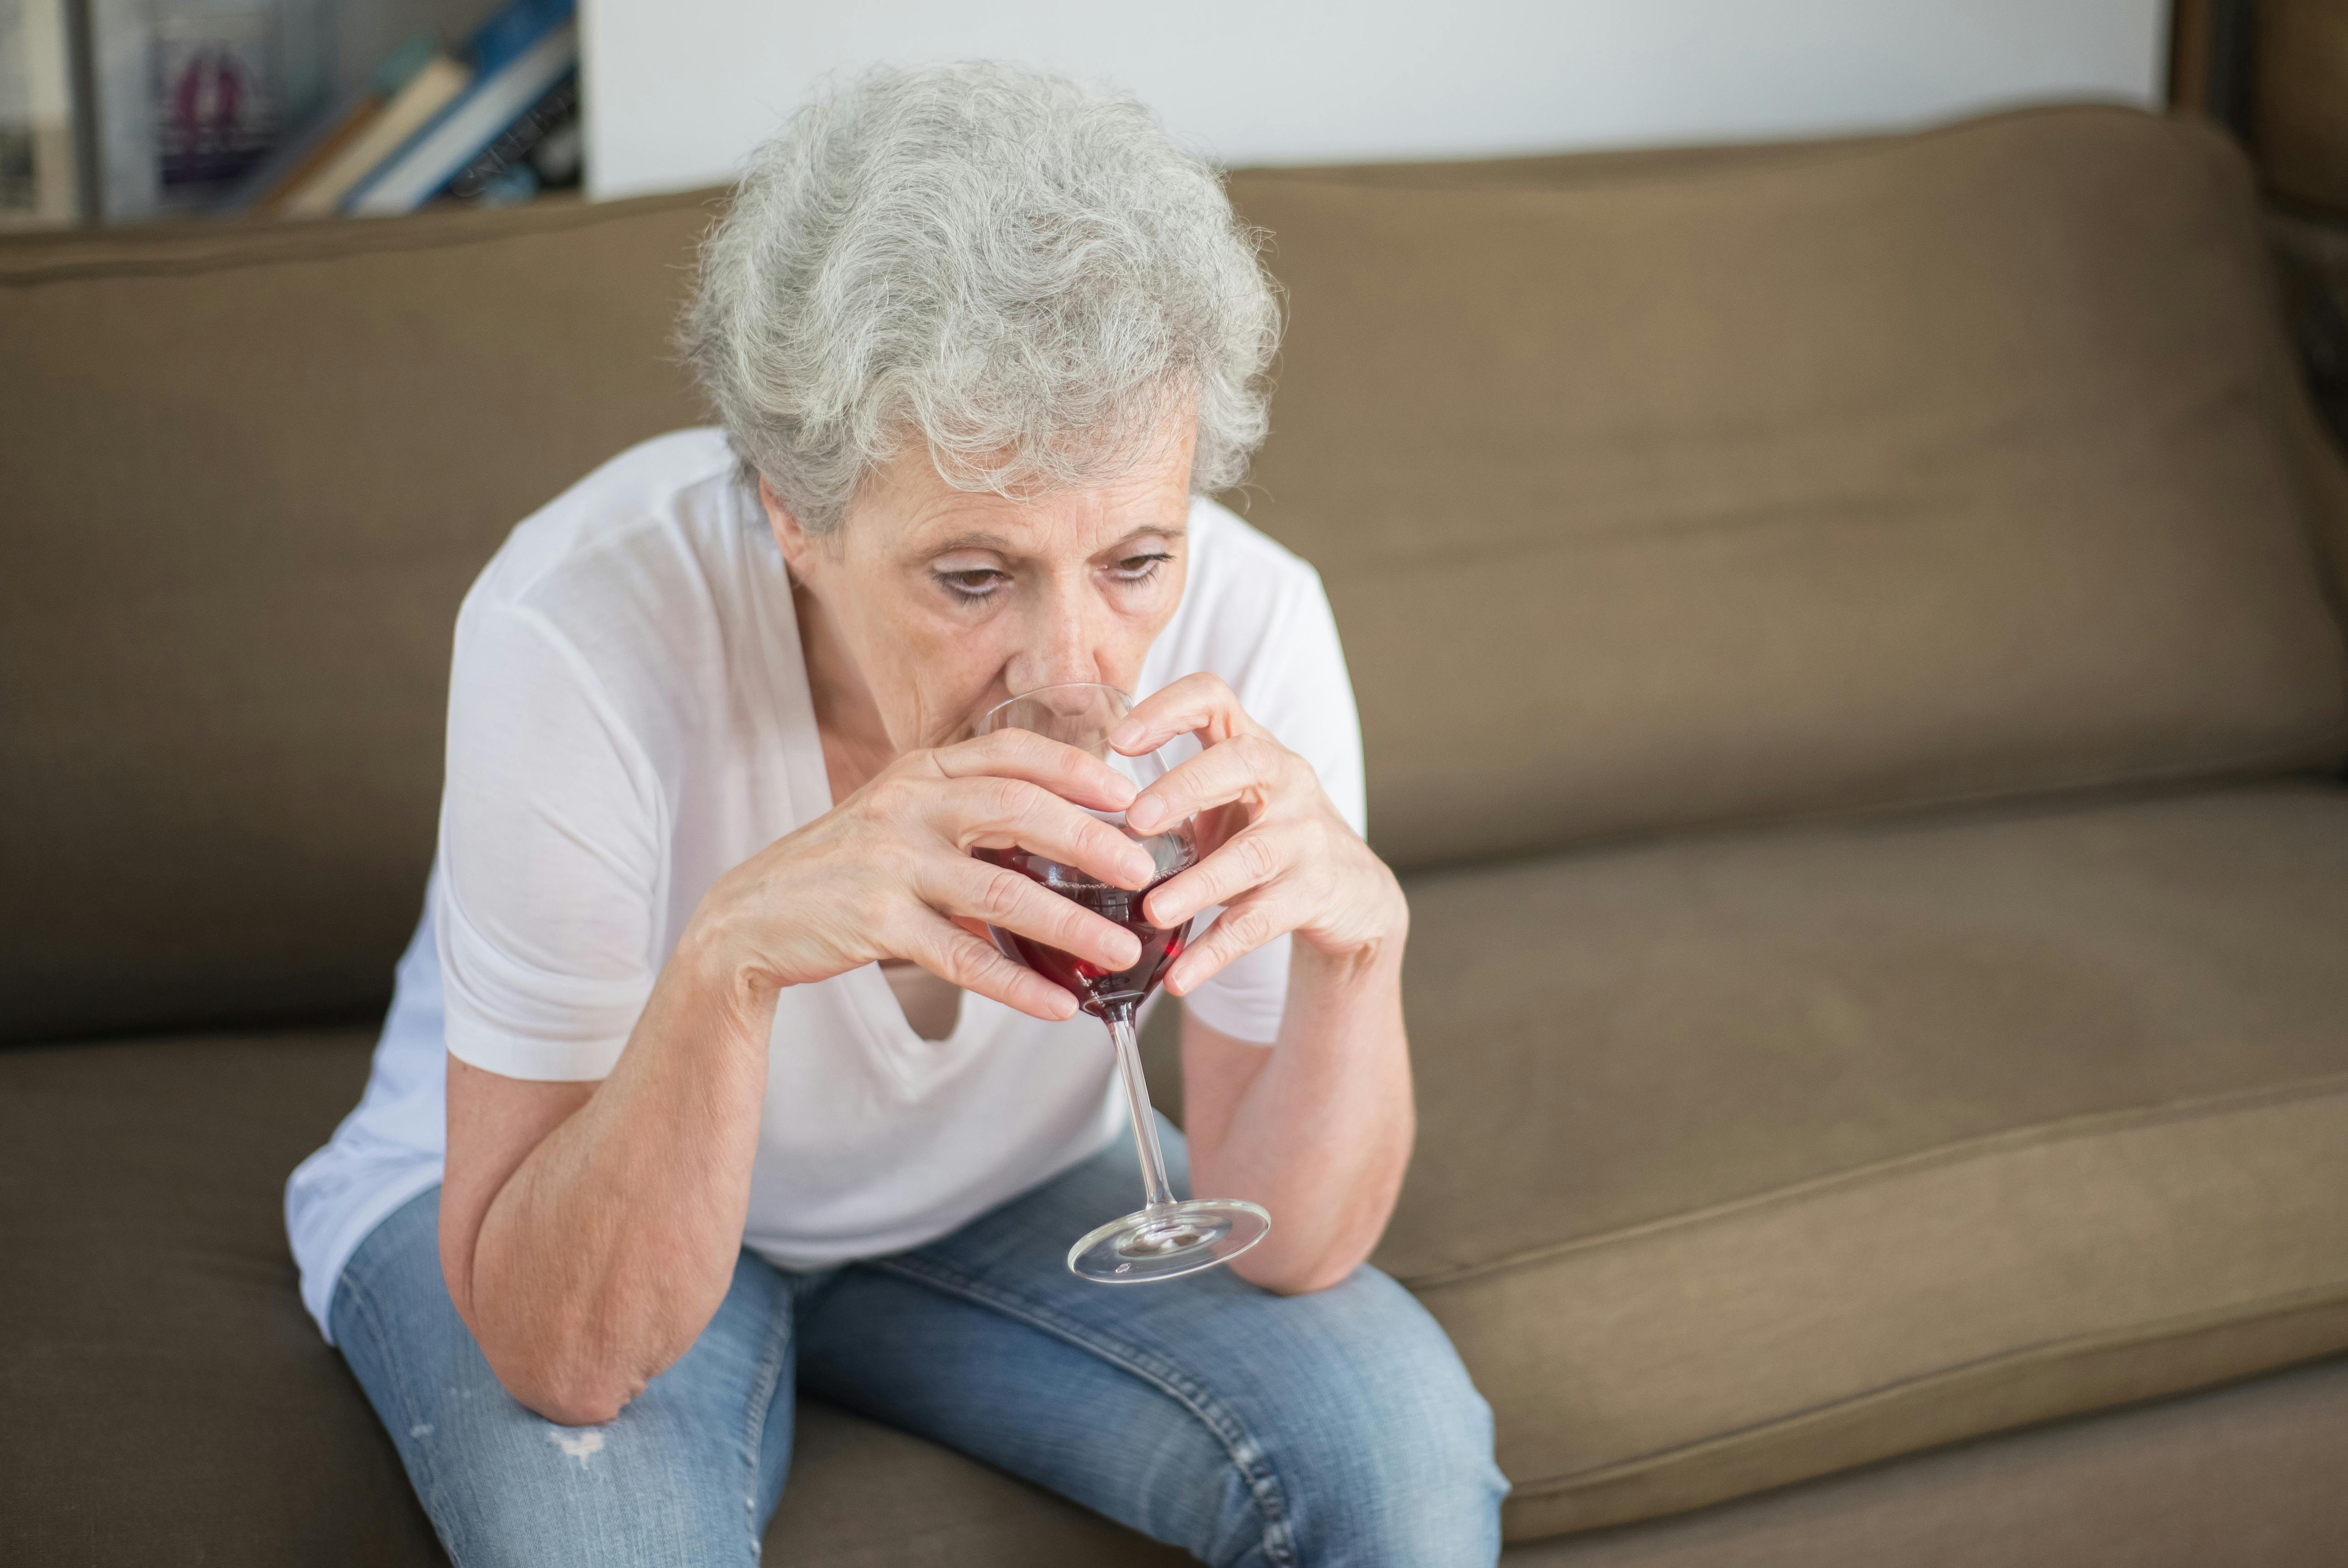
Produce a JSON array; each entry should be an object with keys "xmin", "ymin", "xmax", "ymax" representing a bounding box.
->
[{"xmin": 1067, "ymin": 1198, "xmax": 1271, "ymax": 1284}]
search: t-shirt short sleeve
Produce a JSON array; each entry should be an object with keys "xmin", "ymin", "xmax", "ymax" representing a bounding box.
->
[
  {"xmin": 434, "ymin": 593, "xmax": 665, "ymax": 1080},
  {"xmin": 1175, "ymin": 560, "xmax": 1367, "ymax": 1045}
]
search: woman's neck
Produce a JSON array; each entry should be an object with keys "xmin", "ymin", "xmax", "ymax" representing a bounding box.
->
[{"xmin": 794, "ymin": 578, "xmax": 896, "ymax": 806}]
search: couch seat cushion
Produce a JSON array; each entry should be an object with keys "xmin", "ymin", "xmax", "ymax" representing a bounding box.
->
[
  {"xmin": 0, "ymin": 1030, "xmax": 440, "ymax": 1563},
  {"xmin": 1381, "ymin": 781, "xmax": 2348, "ymax": 1537},
  {"xmin": 0, "ymin": 1029, "xmax": 1188, "ymax": 1565}
]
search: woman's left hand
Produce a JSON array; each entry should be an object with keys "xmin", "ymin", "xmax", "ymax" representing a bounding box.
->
[{"xmin": 1112, "ymin": 673, "xmax": 1407, "ymax": 995}]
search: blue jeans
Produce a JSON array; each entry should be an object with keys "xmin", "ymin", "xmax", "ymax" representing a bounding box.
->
[{"xmin": 332, "ymin": 1118, "xmax": 1507, "ymax": 1566}]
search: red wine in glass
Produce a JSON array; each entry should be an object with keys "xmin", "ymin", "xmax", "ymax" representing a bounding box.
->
[
  {"xmin": 973, "ymin": 681, "xmax": 1270, "ymax": 1285},
  {"xmin": 973, "ymin": 842, "xmax": 1193, "ymax": 1023}
]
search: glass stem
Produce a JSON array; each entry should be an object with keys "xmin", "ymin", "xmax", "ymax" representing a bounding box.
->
[{"xmin": 1107, "ymin": 1013, "xmax": 1177, "ymax": 1211}]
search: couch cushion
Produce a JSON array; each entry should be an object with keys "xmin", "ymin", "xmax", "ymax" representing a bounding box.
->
[
  {"xmin": 1505, "ymin": 1354, "xmax": 2348, "ymax": 1568},
  {"xmin": 0, "ymin": 1029, "xmax": 1190, "ymax": 1566},
  {"xmin": 0, "ymin": 196, "xmax": 714, "ymax": 1044},
  {"xmin": 6, "ymin": 1030, "xmax": 2342, "ymax": 1565},
  {"xmin": 765, "ymin": 1402, "xmax": 1189, "ymax": 1567},
  {"xmin": 1378, "ymin": 781, "xmax": 2348, "ymax": 1537},
  {"xmin": 1225, "ymin": 108, "xmax": 2348, "ymax": 871},
  {"xmin": 0, "ymin": 1030, "xmax": 439, "ymax": 1563}
]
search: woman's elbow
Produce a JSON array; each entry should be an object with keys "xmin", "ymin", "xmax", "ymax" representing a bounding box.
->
[
  {"xmin": 526, "ymin": 1386, "xmax": 632, "ymax": 1429},
  {"xmin": 1232, "ymin": 1244, "xmax": 1366, "ymax": 1297},
  {"xmin": 486, "ymin": 1348, "xmax": 641, "ymax": 1428}
]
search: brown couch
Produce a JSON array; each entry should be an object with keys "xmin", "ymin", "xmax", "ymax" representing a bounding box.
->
[{"xmin": 5, "ymin": 105, "xmax": 2348, "ymax": 1566}]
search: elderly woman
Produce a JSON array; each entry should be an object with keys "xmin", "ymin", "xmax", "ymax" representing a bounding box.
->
[{"xmin": 288, "ymin": 62, "xmax": 1504, "ymax": 1565}]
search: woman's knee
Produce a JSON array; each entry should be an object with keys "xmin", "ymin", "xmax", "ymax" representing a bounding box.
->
[
  {"xmin": 430, "ymin": 1412, "xmax": 760, "ymax": 1568},
  {"xmin": 1247, "ymin": 1270, "xmax": 1507, "ymax": 1565},
  {"xmin": 330, "ymin": 1191, "xmax": 791, "ymax": 1567}
]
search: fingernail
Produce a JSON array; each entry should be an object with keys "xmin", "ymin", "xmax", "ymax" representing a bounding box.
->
[
  {"xmin": 1126, "ymin": 799, "xmax": 1158, "ymax": 832},
  {"xmin": 1109, "ymin": 718, "xmax": 1143, "ymax": 750}
]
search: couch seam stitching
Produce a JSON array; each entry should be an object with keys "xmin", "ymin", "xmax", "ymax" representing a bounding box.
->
[
  {"xmin": 1230, "ymin": 104, "xmax": 2180, "ymax": 200},
  {"xmin": 1496, "ymin": 1274, "xmax": 2348, "ymax": 1500},
  {"xmin": 1403, "ymin": 1071, "xmax": 2348, "ymax": 1290},
  {"xmin": 0, "ymin": 196, "xmax": 717, "ymax": 289}
]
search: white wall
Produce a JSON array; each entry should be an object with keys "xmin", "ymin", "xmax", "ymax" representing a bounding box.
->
[{"xmin": 581, "ymin": 0, "xmax": 2167, "ymax": 201}]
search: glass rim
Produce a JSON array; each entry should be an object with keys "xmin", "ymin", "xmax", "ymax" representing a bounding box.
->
[{"xmin": 975, "ymin": 681, "xmax": 1135, "ymax": 737}]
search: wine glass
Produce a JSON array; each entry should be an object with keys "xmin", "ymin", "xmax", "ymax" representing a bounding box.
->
[{"xmin": 975, "ymin": 682, "xmax": 1272, "ymax": 1284}]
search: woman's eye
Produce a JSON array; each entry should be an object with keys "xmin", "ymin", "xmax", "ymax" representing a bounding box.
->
[
  {"xmin": 937, "ymin": 569, "xmax": 1007, "ymax": 601},
  {"xmin": 1110, "ymin": 552, "xmax": 1172, "ymax": 582}
]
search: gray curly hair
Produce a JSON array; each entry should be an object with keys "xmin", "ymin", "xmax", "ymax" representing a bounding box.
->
[{"xmin": 678, "ymin": 62, "xmax": 1282, "ymax": 533}]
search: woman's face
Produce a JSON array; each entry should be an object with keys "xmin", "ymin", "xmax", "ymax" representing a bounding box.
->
[{"xmin": 765, "ymin": 417, "xmax": 1197, "ymax": 752}]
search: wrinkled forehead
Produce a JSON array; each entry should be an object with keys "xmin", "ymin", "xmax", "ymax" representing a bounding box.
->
[{"xmin": 852, "ymin": 428, "xmax": 1196, "ymax": 561}]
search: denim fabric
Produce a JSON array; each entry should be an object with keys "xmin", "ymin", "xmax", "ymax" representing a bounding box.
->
[{"xmin": 333, "ymin": 1117, "xmax": 1506, "ymax": 1566}]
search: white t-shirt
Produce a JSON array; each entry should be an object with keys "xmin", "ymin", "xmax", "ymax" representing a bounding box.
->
[{"xmin": 285, "ymin": 429, "xmax": 1364, "ymax": 1338}]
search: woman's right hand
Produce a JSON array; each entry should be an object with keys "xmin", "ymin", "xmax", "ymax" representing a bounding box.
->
[{"xmin": 681, "ymin": 728, "xmax": 1160, "ymax": 1022}]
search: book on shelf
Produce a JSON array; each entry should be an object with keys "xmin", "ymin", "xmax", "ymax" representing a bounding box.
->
[
  {"xmin": 56, "ymin": 0, "xmax": 583, "ymax": 226},
  {"xmin": 457, "ymin": 0, "xmax": 573, "ymax": 81},
  {"xmin": 344, "ymin": 1, "xmax": 576, "ymax": 216},
  {"xmin": 278, "ymin": 50, "xmax": 469, "ymax": 219},
  {"xmin": 216, "ymin": 35, "xmax": 435, "ymax": 216},
  {"xmin": 443, "ymin": 71, "xmax": 578, "ymax": 205}
]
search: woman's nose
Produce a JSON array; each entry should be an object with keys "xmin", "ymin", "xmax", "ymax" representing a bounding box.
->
[
  {"xmin": 1006, "ymin": 650, "xmax": 1100, "ymax": 694},
  {"xmin": 1006, "ymin": 600, "xmax": 1104, "ymax": 694}
]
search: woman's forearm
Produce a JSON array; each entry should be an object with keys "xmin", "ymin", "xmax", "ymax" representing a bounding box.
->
[
  {"xmin": 1191, "ymin": 937, "xmax": 1415, "ymax": 1294},
  {"xmin": 441, "ymin": 734, "xmax": 1155, "ymax": 1425},
  {"xmin": 454, "ymin": 936, "xmax": 773, "ymax": 1424}
]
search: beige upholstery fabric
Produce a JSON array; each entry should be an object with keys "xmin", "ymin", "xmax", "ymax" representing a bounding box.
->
[
  {"xmin": 2, "ymin": 1024, "xmax": 2340, "ymax": 1566},
  {"xmin": 765, "ymin": 1402, "xmax": 1190, "ymax": 1566},
  {"xmin": 1376, "ymin": 781, "xmax": 2348, "ymax": 1535},
  {"xmin": 1509, "ymin": 1353, "xmax": 2348, "ymax": 1568},
  {"xmin": 0, "ymin": 194, "xmax": 715, "ymax": 1042},
  {"xmin": 1225, "ymin": 109, "xmax": 2348, "ymax": 870}
]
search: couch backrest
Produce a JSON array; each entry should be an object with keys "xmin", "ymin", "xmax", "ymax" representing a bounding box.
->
[
  {"xmin": 1226, "ymin": 107, "xmax": 2348, "ymax": 870},
  {"xmin": 5, "ymin": 108, "xmax": 2347, "ymax": 1045},
  {"xmin": 0, "ymin": 196, "xmax": 713, "ymax": 1044}
]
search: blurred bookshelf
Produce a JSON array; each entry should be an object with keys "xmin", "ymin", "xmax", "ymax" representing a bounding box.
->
[{"xmin": 1, "ymin": 0, "xmax": 579, "ymax": 229}]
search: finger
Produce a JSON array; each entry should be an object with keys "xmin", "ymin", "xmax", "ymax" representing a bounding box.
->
[
  {"xmin": 899, "ymin": 912, "xmax": 1079, "ymax": 1022},
  {"xmin": 1125, "ymin": 733, "xmax": 1294, "ymax": 837},
  {"xmin": 1107, "ymin": 672, "xmax": 1258, "ymax": 757},
  {"xmin": 1164, "ymin": 891, "xmax": 1302, "ymax": 996},
  {"xmin": 917, "ymin": 853, "xmax": 1144, "ymax": 972},
  {"xmin": 934, "ymin": 773, "xmax": 1157, "ymax": 890},
  {"xmin": 932, "ymin": 728, "xmax": 1137, "ymax": 813},
  {"xmin": 1143, "ymin": 821, "xmax": 1295, "ymax": 929}
]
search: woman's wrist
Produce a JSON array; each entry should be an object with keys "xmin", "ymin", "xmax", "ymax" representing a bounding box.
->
[
  {"xmin": 1309, "ymin": 848, "xmax": 1408, "ymax": 947},
  {"xmin": 1293, "ymin": 871, "xmax": 1409, "ymax": 991},
  {"xmin": 1292, "ymin": 928, "xmax": 1405, "ymax": 993},
  {"xmin": 670, "ymin": 908, "xmax": 786, "ymax": 1036}
]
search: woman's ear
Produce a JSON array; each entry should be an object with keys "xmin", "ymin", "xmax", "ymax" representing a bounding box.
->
[{"xmin": 758, "ymin": 474, "xmax": 816, "ymax": 576}]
